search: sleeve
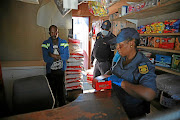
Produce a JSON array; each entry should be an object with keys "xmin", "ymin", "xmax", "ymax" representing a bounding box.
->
[
  {"xmin": 60, "ymin": 41, "xmax": 69, "ymax": 61},
  {"xmin": 41, "ymin": 42, "xmax": 54, "ymax": 63},
  {"xmin": 139, "ymin": 62, "xmax": 157, "ymax": 93}
]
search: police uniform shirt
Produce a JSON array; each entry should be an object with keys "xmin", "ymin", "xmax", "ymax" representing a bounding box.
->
[{"xmin": 111, "ymin": 51, "xmax": 157, "ymax": 107}]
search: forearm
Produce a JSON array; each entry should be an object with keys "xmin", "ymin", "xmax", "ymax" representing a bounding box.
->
[{"xmin": 121, "ymin": 81, "xmax": 156, "ymax": 101}]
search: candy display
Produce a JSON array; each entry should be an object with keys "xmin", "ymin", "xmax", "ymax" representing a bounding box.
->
[{"xmin": 88, "ymin": 0, "xmax": 108, "ymax": 17}]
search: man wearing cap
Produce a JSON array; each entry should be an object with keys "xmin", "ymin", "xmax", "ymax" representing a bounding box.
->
[
  {"xmin": 105, "ymin": 27, "xmax": 157, "ymax": 119},
  {"xmin": 91, "ymin": 20, "xmax": 116, "ymax": 78}
]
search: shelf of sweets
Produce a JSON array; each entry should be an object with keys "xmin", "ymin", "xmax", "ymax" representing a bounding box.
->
[
  {"xmin": 140, "ymin": 33, "xmax": 180, "ymax": 36},
  {"xmin": 112, "ymin": 0, "xmax": 180, "ymax": 21},
  {"xmin": 137, "ymin": 46, "xmax": 180, "ymax": 54},
  {"xmin": 155, "ymin": 66, "xmax": 180, "ymax": 76}
]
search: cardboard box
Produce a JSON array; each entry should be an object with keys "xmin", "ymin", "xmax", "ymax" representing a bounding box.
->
[
  {"xmin": 155, "ymin": 54, "xmax": 172, "ymax": 68},
  {"xmin": 92, "ymin": 75, "xmax": 112, "ymax": 91},
  {"xmin": 154, "ymin": 37, "xmax": 161, "ymax": 48},
  {"xmin": 159, "ymin": 37, "xmax": 175, "ymax": 50}
]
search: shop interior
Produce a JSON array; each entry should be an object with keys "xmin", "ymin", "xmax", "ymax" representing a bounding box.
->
[{"xmin": 0, "ymin": 0, "xmax": 180, "ymax": 119}]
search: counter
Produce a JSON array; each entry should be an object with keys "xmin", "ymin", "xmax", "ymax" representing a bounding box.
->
[{"xmin": 2, "ymin": 90, "xmax": 128, "ymax": 120}]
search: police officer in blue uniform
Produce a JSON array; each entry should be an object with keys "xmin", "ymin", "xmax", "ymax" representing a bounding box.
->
[
  {"xmin": 91, "ymin": 20, "xmax": 116, "ymax": 78},
  {"xmin": 105, "ymin": 28, "xmax": 157, "ymax": 119}
]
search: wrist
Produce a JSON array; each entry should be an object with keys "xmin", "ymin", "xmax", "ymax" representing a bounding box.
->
[{"xmin": 121, "ymin": 80, "xmax": 126, "ymax": 89}]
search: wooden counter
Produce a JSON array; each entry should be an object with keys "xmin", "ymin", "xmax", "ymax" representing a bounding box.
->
[{"xmin": 2, "ymin": 90, "xmax": 128, "ymax": 120}]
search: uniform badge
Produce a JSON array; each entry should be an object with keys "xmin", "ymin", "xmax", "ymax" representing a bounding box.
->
[
  {"xmin": 97, "ymin": 36, "xmax": 100, "ymax": 39},
  {"xmin": 104, "ymin": 22, "xmax": 107, "ymax": 25},
  {"xmin": 138, "ymin": 65, "xmax": 149, "ymax": 74}
]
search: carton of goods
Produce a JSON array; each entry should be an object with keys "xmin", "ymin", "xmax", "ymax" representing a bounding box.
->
[
  {"xmin": 171, "ymin": 54, "xmax": 180, "ymax": 72},
  {"xmin": 147, "ymin": 37, "xmax": 155, "ymax": 47},
  {"xmin": 154, "ymin": 37, "xmax": 161, "ymax": 48},
  {"xmin": 155, "ymin": 54, "xmax": 172, "ymax": 68},
  {"xmin": 159, "ymin": 37, "xmax": 175, "ymax": 50},
  {"xmin": 92, "ymin": 75, "xmax": 112, "ymax": 91},
  {"xmin": 175, "ymin": 37, "xmax": 180, "ymax": 50},
  {"xmin": 139, "ymin": 36, "xmax": 148, "ymax": 46}
]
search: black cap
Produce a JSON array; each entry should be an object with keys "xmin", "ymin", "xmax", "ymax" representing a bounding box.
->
[{"xmin": 101, "ymin": 20, "xmax": 111, "ymax": 30}]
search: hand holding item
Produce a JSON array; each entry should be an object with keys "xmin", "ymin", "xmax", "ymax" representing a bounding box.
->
[{"xmin": 105, "ymin": 75, "xmax": 124, "ymax": 87}]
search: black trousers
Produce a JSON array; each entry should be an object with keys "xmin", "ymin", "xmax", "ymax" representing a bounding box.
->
[{"xmin": 46, "ymin": 70, "xmax": 66, "ymax": 107}]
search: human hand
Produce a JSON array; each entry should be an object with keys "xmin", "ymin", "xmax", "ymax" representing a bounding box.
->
[{"xmin": 105, "ymin": 75, "xmax": 124, "ymax": 87}]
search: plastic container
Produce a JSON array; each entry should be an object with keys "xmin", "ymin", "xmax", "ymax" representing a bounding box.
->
[{"xmin": 160, "ymin": 91, "xmax": 180, "ymax": 108}]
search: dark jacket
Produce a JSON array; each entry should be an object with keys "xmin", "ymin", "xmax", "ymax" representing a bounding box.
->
[{"xmin": 91, "ymin": 31, "xmax": 116, "ymax": 63}]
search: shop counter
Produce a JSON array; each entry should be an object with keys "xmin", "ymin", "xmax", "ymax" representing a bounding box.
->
[{"xmin": 2, "ymin": 90, "xmax": 128, "ymax": 120}]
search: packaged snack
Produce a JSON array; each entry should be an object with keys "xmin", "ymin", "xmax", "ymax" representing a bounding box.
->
[
  {"xmin": 171, "ymin": 54, "xmax": 180, "ymax": 71},
  {"xmin": 175, "ymin": 37, "xmax": 180, "ymax": 50},
  {"xmin": 144, "ymin": 25, "xmax": 152, "ymax": 34},
  {"xmin": 155, "ymin": 54, "xmax": 172, "ymax": 68},
  {"xmin": 154, "ymin": 37, "xmax": 161, "ymax": 48},
  {"xmin": 139, "ymin": 36, "xmax": 148, "ymax": 46},
  {"xmin": 159, "ymin": 37, "xmax": 175, "ymax": 50}
]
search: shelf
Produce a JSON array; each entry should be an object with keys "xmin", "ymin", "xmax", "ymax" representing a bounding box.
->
[
  {"xmin": 155, "ymin": 66, "xmax": 180, "ymax": 76},
  {"xmin": 112, "ymin": 0, "xmax": 180, "ymax": 21},
  {"xmin": 140, "ymin": 33, "xmax": 180, "ymax": 36},
  {"xmin": 137, "ymin": 46, "xmax": 180, "ymax": 54}
]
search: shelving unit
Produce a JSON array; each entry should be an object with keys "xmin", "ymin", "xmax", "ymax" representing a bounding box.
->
[
  {"xmin": 140, "ymin": 33, "xmax": 180, "ymax": 36},
  {"xmin": 111, "ymin": 0, "xmax": 180, "ymax": 76},
  {"xmin": 137, "ymin": 46, "xmax": 180, "ymax": 54},
  {"xmin": 138, "ymin": 31, "xmax": 180, "ymax": 76},
  {"xmin": 112, "ymin": 0, "xmax": 180, "ymax": 21},
  {"xmin": 155, "ymin": 66, "xmax": 180, "ymax": 76}
]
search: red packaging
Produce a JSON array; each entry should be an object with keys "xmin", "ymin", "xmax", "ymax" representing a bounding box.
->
[
  {"xmin": 159, "ymin": 38, "xmax": 175, "ymax": 49},
  {"xmin": 175, "ymin": 37, "xmax": 180, "ymax": 50},
  {"xmin": 87, "ymin": 73, "xmax": 93, "ymax": 84},
  {"xmin": 92, "ymin": 75, "xmax": 112, "ymax": 91}
]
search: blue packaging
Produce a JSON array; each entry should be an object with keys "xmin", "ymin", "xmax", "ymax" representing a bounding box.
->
[{"xmin": 155, "ymin": 54, "xmax": 172, "ymax": 68}]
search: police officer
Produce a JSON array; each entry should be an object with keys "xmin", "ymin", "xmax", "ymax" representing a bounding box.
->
[
  {"xmin": 105, "ymin": 28, "xmax": 157, "ymax": 119},
  {"xmin": 91, "ymin": 20, "xmax": 116, "ymax": 78}
]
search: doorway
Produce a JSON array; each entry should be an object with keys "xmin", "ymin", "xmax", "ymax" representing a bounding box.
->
[
  {"xmin": 72, "ymin": 17, "xmax": 89, "ymax": 70},
  {"xmin": 72, "ymin": 17, "xmax": 95, "ymax": 93}
]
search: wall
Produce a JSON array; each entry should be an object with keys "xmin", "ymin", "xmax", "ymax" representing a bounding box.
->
[{"xmin": 137, "ymin": 11, "xmax": 180, "ymax": 26}]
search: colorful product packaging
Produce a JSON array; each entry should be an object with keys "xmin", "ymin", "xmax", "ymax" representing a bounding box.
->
[
  {"xmin": 154, "ymin": 37, "xmax": 161, "ymax": 48},
  {"xmin": 175, "ymin": 37, "xmax": 180, "ymax": 50},
  {"xmin": 159, "ymin": 37, "xmax": 175, "ymax": 50},
  {"xmin": 92, "ymin": 75, "xmax": 112, "ymax": 91},
  {"xmin": 171, "ymin": 54, "xmax": 180, "ymax": 71},
  {"xmin": 155, "ymin": 54, "xmax": 172, "ymax": 68},
  {"xmin": 147, "ymin": 37, "xmax": 155, "ymax": 47},
  {"xmin": 139, "ymin": 36, "xmax": 148, "ymax": 46},
  {"xmin": 144, "ymin": 25, "xmax": 152, "ymax": 34}
]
